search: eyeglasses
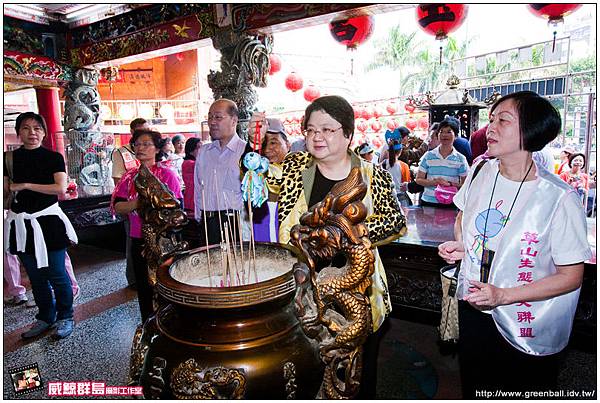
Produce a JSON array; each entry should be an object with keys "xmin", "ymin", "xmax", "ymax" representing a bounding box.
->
[
  {"xmin": 207, "ymin": 114, "xmax": 229, "ymax": 122},
  {"xmin": 134, "ymin": 141, "xmax": 155, "ymax": 148},
  {"xmin": 302, "ymin": 126, "xmax": 343, "ymax": 138}
]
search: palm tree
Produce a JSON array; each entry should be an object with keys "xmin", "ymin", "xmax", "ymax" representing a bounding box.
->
[{"xmin": 365, "ymin": 26, "xmax": 471, "ymax": 95}]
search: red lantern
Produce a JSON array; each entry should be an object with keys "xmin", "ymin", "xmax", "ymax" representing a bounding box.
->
[
  {"xmin": 386, "ymin": 119, "xmax": 399, "ymax": 131},
  {"xmin": 386, "ymin": 102, "xmax": 397, "ymax": 115},
  {"xmin": 404, "ymin": 103, "xmax": 416, "ymax": 114},
  {"xmin": 269, "ymin": 54, "xmax": 282, "ymax": 75},
  {"xmin": 373, "ymin": 106, "xmax": 384, "ymax": 119},
  {"xmin": 418, "ymin": 116, "xmax": 429, "ymax": 130},
  {"xmin": 362, "ymin": 106, "xmax": 373, "ymax": 120},
  {"xmin": 527, "ymin": 4, "xmax": 582, "ymax": 52},
  {"xmin": 354, "ymin": 106, "xmax": 365, "ymax": 119},
  {"xmin": 176, "ymin": 52, "xmax": 185, "ymax": 62},
  {"xmin": 416, "ymin": 4, "xmax": 468, "ymax": 63},
  {"xmin": 159, "ymin": 55, "xmax": 168, "ymax": 62},
  {"xmin": 527, "ymin": 4, "xmax": 581, "ymax": 24},
  {"xmin": 356, "ymin": 120, "xmax": 368, "ymax": 133},
  {"xmin": 416, "ymin": 4, "xmax": 468, "ymax": 40},
  {"xmin": 303, "ymin": 85, "xmax": 321, "ymax": 102},
  {"xmin": 329, "ymin": 15, "xmax": 375, "ymax": 50},
  {"xmin": 405, "ymin": 118, "xmax": 418, "ymax": 131},
  {"xmin": 372, "ymin": 137, "xmax": 382, "ymax": 149},
  {"xmin": 371, "ymin": 120, "xmax": 382, "ymax": 132},
  {"xmin": 285, "ymin": 72, "xmax": 303, "ymax": 92}
]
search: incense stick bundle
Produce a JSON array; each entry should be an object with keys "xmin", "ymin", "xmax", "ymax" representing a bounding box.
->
[{"xmin": 200, "ymin": 181, "xmax": 212, "ymax": 287}]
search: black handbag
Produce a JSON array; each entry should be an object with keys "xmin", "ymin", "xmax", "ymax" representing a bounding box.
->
[{"xmin": 407, "ymin": 180, "xmax": 424, "ymax": 194}]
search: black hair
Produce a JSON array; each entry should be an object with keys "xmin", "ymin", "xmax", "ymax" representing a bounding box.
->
[
  {"xmin": 302, "ymin": 95, "xmax": 354, "ymax": 139},
  {"xmin": 131, "ymin": 129, "xmax": 165, "ymax": 162},
  {"xmin": 429, "ymin": 122, "xmax": 440, "ymax": 138},
  {"xmin": 397, "ymin": 126, "xmax": 410, "ymax": 138},
  {"xmin": 490, "ymin": 91, "xmax": 561, "ymax": 152},
  {"xmin": 184, "ymin": 137, "xmax": 202, "ymax": 160},
  {"xmin": 438, "ymin": 116, "xmax": 460, "ymax": 136},
  {"xmin": 15, "ymin": 112, "xmax": 47, "ymax": 134},
  {"xmin": 568, "ymin": 152, "xmax": 586, "ymax": 169},
  {"xmin": 129, "ymin": 117, "xmax": 147, "ymax": 132}
]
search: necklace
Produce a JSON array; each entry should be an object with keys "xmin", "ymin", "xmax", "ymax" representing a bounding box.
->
[{"xmin": 480, "ymin": 160, "xmax": 534, "ymax": 282}]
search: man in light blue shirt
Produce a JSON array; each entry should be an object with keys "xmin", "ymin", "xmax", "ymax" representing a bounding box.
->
[{"xmin": 194, "ymin": 99, "xmax": 250, "ymax": 245}]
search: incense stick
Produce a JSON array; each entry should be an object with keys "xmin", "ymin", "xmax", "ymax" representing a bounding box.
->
[
  {"xmin": 213, "ymin": 170, "xmax": 224, "ymax": 245},
  {"xmin": 222, "ymin": 193, "xmax": 241, "ymax": 286},
  {"xmin": 200, "ymin": 181, "xmax": 212, "ymax": 287},
  {"xmin": 236, "ymin": 211, "xmax": 245, "ymax": 285},
  {"xmin": 246, "ymin": 197, "xmax": 258, "ymax": 284}
]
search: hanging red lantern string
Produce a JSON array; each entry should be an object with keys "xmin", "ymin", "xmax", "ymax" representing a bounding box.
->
[
  {"xmin": 269, "ymin": 54, "xmax": 282, "ymax": 75},
  {"xmin": 285, "ymin": 72, "xmax": 304, "ymax": 92},
  {"xmin": 527, "ymin": 4, "xmax": 582, "ymax": 52},
  {"xmin": 386, "ymin": 119, "xmax": 399, "ymax": 131},
  {"xmin": 303, "ymin": 85, "xmax": 321, "ymax": 102},
  {"xmin": 405, "ymin": 117, "xmax": 418, "ymax": 131},
  {"xmin": 416, "ymin": 4, "xmax": 468, "ymax": 64},
  {"xmin": 418, "ymin": 116, "xmax": 429, "ymax": 130}
]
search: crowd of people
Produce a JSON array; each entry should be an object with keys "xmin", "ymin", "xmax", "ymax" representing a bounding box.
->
[{"xmin": 4, "ymin": 91, "xmax": 592, "ymax": 397}]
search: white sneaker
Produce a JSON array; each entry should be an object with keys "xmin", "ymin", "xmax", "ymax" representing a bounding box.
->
[
  {"xmin": 4, "ymin": 294, "xmax": 28, "ymax": 306},
  {"xmin": 25, "ymin": 299, "xmax": 36, "ymax": 308}
]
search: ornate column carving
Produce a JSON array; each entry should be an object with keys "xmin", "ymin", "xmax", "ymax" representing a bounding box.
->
[
  {"xmin": 207, "ymin": 29, "xmax": 272, "ymax": 140},
  {"xmin": 62, "ymin": 68, "xmax": 108, "ymax": 188}
]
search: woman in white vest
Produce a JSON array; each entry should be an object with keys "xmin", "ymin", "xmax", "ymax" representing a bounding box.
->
[{"xmin": 438, "ymin": 91, "xmax": 591, "ymax": 397}]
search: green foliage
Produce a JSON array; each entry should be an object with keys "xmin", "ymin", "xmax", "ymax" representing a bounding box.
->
[
  {"xmin": 570, "ymin": 55, "xmax": 596, "ymax": 73},
  {"xmin": 365, "ymin": 27, "xmax": 471, "ymax": 95}
]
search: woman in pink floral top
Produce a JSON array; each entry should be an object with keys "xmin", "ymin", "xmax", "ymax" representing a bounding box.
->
[{"xmin": 111, "ymin": 129, "xmax": 182, "ymax": 322}]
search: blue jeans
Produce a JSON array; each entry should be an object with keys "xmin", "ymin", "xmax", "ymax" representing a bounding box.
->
[{"xmin": 19, "ymin": 249, "xmax": 73, "ymax": 323}]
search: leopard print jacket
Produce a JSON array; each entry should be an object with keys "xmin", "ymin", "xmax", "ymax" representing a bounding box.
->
[{"xmin": 269, "ymin": 151, "xmax": 407, "ymax": 245}]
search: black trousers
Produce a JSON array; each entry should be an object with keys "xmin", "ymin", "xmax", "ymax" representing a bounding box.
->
[
  {"xmin": 197, "ymin": 211, "xmax": 242, "ymax": 247},
  {"xmin": 131, "ymin": 238, "xmax": 154, "ymax": 323},
  {"xmin": 458, "ymin": 301, "xmax": 562, "ymax": 398},
  {"xmin": 356, "ymin": 319, "xmax": 388, "ymax": 399}
]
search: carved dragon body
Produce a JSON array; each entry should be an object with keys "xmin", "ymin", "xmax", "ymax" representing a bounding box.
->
[
  {"xmin": 134, "ymin": 165, "xmax": 189, "ymax": 285},
  {"xmin": 290, "ymin": 167, "xmax": 375, "ymax": 399}
]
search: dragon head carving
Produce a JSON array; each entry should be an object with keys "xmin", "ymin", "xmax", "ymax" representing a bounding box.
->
[
  {"xmin": 290, "ymin": 167, "xmax": 369, "ymax": 270},
  {"xmin": 134, "ymin": 165, "xmax": 189, "ymax": 285}
]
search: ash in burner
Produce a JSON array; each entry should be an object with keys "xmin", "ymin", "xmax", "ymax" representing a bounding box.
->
[{"xmin": 170, "ymin": 243, "xmax": 296, "ymax": 288}]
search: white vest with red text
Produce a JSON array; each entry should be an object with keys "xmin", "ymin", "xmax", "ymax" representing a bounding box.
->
[
  {"xmin": 461, "ymin": 162, "xmax": 584, "ymax": 356},
  {"xmin": 120, "ymin": 145, "xmax": 140, "ymax": 171}
]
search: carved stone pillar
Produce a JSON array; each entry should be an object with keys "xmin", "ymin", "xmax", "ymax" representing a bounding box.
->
[
  {"xmin": 207, "ymin": 29, "xmax": 273, "ymax": 140},
  {"xmin": 62, "ymin": 68, "xmax": 105, "ymax": 188}
]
